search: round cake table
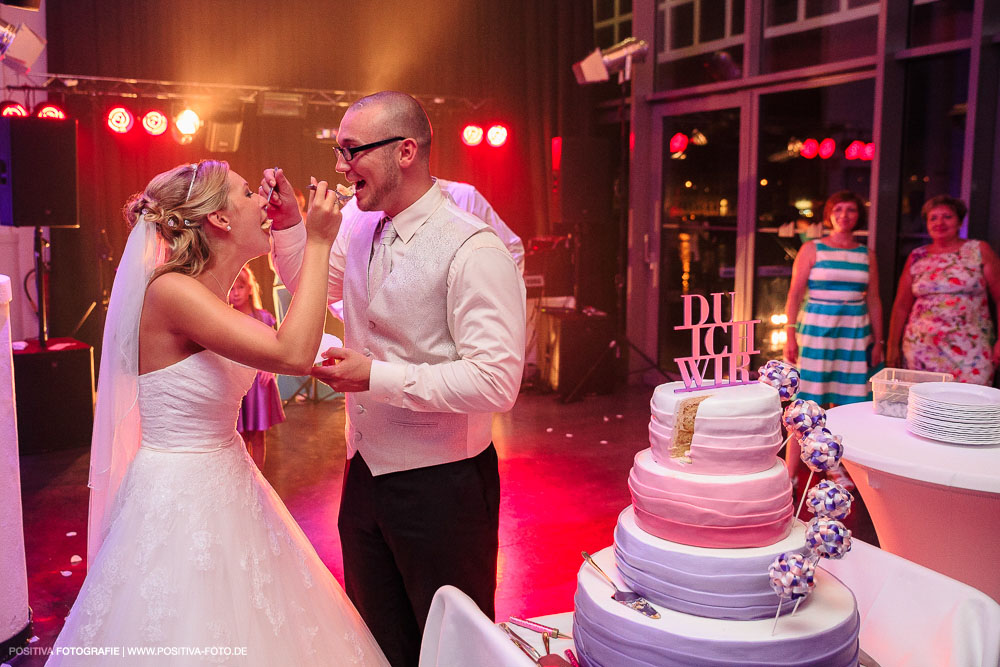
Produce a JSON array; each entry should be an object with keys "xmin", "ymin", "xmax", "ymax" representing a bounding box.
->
[{"xmin": 826, "ymin": 401, "xmax": 1000, "ymax": 603}]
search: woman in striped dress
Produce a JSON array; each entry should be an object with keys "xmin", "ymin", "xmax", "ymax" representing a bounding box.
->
[{"xmin": 784, "ymin": 190, "xmax": 885, "ymax": 406}]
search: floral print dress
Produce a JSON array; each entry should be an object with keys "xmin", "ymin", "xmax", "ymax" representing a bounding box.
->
[{"xmin": 902, "ymin": 240, "xmax": 995, "ymax": 384}]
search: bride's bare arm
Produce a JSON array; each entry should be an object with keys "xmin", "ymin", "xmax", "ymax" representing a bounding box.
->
[{"xmin": 143, "ymin": 182, "xmax": 340, "ymax": 376}]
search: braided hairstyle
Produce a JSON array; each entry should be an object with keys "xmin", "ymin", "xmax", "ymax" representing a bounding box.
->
[{"xmin": 123, "ymin": 160, "xmax": 231, "ymax": 280}]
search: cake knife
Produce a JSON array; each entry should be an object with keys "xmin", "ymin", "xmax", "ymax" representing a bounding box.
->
[
  {"xmin": 582, "ymin": 551, "xmax": 661, "ymax": 619},
  {"xmin": 498, "ymin": 623, "xmax": 573, "ymax": 666}
]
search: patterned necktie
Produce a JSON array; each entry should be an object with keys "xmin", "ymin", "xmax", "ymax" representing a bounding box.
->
[{"xmin": 368, "ymin": 216, "xmax": 396, "ymax": 300}]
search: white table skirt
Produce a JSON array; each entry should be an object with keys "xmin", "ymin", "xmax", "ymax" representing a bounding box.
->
[{"xmin": 826, "ymin": 402, "xmax": 1000, "ymax": 603}]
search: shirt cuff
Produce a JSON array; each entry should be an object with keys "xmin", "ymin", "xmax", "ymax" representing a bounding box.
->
[
  {"xmin": 368, "ymin": 359, "xmax": 406, "ymax": 404},
  {"xmin": 271, "ymin": 219, "xmax": 305, "ymax": 250}
]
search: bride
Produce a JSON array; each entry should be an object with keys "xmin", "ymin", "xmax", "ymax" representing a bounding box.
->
[{"xmin": 47, "ymin": 161, "xmax": 388, "ymax": 665}]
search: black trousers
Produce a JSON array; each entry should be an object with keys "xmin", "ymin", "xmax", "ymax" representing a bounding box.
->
[{"xmin": 339, "ymin": 445, "xmax": 500, "ymax": 667}]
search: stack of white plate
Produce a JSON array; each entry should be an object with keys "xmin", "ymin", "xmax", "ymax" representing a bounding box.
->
[{"xmin": 906, "ymin": 382, "xmax": 1000, "ymax": 445}]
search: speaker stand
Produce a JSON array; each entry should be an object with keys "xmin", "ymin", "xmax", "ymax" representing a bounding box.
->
[{"xmin": 33, "ymin": 226, "xmax": 50, "ymax": 347}]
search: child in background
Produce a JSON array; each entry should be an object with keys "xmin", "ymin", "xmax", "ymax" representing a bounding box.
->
[{"xmin": 228, "ymin": 264, "xmax": 286, "ymax": 469}]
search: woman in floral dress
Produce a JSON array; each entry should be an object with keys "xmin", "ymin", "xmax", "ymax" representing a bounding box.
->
[{"xmin": 887, "ymin": 195, "xmax": 1000, "ymax": 384}]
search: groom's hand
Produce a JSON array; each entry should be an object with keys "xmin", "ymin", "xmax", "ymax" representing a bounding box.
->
[
  {"xmin": 259, "ymin": 167, "xmax": 301, "ymax": 231},
  {"xmin": 310, "ymin": 347, "xmax": 372, "ymax": 392}
]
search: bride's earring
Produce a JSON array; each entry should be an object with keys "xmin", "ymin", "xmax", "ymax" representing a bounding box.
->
[{"xmin": 226, "ymin": 225, "xmax": 232, "ymax": 232}]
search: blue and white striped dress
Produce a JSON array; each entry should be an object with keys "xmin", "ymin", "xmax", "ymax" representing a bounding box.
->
[{"xmin": 796, "ymin": 242, "xmax": 872, "ymax": 405}]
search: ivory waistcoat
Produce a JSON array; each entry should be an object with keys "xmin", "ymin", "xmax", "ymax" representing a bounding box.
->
[{"xmin": 342, "ymin": 199, "xmax": 496, "ymax": 475}]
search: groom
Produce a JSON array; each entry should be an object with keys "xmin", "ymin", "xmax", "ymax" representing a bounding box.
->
[{"xmin": 268, "ymin": 91, "xmax": 526, "ymax": 666}]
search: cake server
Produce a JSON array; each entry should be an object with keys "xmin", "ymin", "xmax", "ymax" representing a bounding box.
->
[
  {"xmin": 498, "ymin": 624, "xmax": 572, "ymax": 666},
  {"xmin": 582, "ymin": 551, "xmax": 661, "ymax": 619},
  {"xmin": 508, "ymin": 616, "xmax": 573, "ymax": 640}
]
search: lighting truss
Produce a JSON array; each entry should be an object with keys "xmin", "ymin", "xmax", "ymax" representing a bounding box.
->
[{"xmin": 5, "ymin": 72, "xmax": 490, "ymax": 111}]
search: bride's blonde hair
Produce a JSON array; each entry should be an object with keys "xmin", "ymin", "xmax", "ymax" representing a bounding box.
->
[{"xmin": 123, "ymin": 160, "xmax": 231, "ymax": 280}]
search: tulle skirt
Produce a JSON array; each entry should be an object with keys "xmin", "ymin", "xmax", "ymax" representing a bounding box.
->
[{"xmin": 47, "ymin": 437, "xmax": 388, "ymax": 666}]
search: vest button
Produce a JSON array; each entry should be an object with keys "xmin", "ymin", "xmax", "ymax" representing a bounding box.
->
[
  {"xmin": 357, "ymin": 404, "xmax": 366, "ymax": 414},
  {"xmin": 354, "ymin": 431, "xmax": 363, "ymax": 443},
  {"xmin": 368, "ymin": 321, "xmax": 376, "ymax": 330},
  {"xmin": 363, "ymin": 348, "xmax": 373, "ymax": 357}
]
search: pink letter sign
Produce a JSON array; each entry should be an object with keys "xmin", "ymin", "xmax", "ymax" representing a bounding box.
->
[{"xmin": 672, "ymin": 291, "xmax": 760, "ymax": 392}]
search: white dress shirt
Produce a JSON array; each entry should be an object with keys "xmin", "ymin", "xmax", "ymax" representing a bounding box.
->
[{"xmin": 272, "ymin": 182, "xmax": 526, "ymax": 417}]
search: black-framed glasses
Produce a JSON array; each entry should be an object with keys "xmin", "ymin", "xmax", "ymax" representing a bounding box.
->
[{"xmin": 333, "ymin": 136, "xmax": 405, "ymax": 162}]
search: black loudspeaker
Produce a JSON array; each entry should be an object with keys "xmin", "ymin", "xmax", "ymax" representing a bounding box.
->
[
  {"xmin": 12, "ymin": 338, "xmax": 95, "ymax": 453},
  {"xmin": 0, "ymin": 117, "xmax": 79, "ymax": 228},
  {"xmin": 537, "ymin": 307, "xmax": 615, "ymax": 398},
  {"xmin": 552, "ymin": 137, "xmax": 614, "ymax": 225}
]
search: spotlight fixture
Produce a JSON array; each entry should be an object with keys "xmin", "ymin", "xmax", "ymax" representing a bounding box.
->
[
  {"xmin": 172, "ymin": 108, "xmax": 202, "ymax": 144},
  {"xmin": 572, "ymin": 37, "xmax": 649, "ymax": 85},
  {"xmin": 486, "ymin": 124, "xmax": 508, "ymax": 147},
  {"xmin": 818, "ymin": 138, "xmax": 836, "ymax": 160},
  {"xmin": 799, "ymin": 138, "xmax": 819, "ymax": 159},
  {"xmin": 462, "ymin": 124, "xmax": 483, "ymax": 146},
  {"xmin": 34, "ymin": 103, "xmax": 66, "ymax": 119},
  {"xmin": 0, "ymin": 100, "xmax": 28, "ymax": 117},
  {"xmin": 0, "ymin": 20, "xmax": 15, "ymax": 59},
  {"xmin": 862, "ymin": 142, "xmax": 875, "ymax": 161},
  {"xmin": 844, "ymin": 140, "xmax": 864, "ymax": 161},
  {"xmin": 106, "ymin": 106, "xmax": 134, "ymax": 134},
  {"xmin": 142, "ymin": 110, "xmax": 168, "ymax": 136}
]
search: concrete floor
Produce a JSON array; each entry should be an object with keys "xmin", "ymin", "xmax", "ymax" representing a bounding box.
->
[{"xmin": 10, "ymin": 380, "xmax": 875, "ymax": 666}]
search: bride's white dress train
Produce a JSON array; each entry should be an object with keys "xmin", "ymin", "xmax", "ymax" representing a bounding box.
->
[{"xmin": 47, "ymin": 350, "xmax": 388, "ymax": 665}]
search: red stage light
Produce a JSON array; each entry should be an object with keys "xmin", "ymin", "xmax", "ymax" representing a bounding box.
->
[
  {"xmin": 462, "ymin": 125, "xmax": 483, "ymax": 146},
  {"xmin": 35, "ymin": 103, "xmax": 67, "ymax": 120},
  {"xmin": 551, "ymin": 136, "xmax": 562, "ymax": 172},
  {"xmin": 142, "ymin": 110, "xmax": 168, "ymax": 136},
  {"xmin": 800, "ymin": 138, "xmax": 819, "ymax": 159},
  {"xmin": 1, "ymin": 101, "xmax": 28, "ymax": 117},
  {"xmin": 106, "ymin": 107, "xmax": 134, "ymax": 134},
  {"xmin": 818, "ymin": 138, "xmax": 836, "ymax": 160},
  {"xmin": 862, "ymin": 142, "xmax": 875, "ymax": 161},
  {"xmin": 845, "ymin": 140, "xmax": 864, "ymax": 160},
  {"xmin": 669, "ymin": 132, "xmax": 689, "ymax": 153},
  {"xmin": 486, "ymin": 124, "xmax": 508, "ymax": 147}
]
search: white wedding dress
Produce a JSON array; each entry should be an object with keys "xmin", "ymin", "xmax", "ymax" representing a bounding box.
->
[{"xmin": 47, "ymin": 350, "xmax": 388, "ymax": 666}]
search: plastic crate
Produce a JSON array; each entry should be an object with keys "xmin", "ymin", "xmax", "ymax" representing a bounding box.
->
[{"xmin": 871, "ymin": 367, "xmax": 954, "ymax": 418}]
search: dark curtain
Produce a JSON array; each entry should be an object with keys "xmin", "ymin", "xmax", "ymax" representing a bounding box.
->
[{"xmin": 43, "ymin": 0, "xmax": 597, "ymax": 362}]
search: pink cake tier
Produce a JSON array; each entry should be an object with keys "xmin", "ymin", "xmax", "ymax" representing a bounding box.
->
[
  {"xmin": 628, "ymin": 448, "xmax": 794, "ymax": 548},
  {"xmin": 649, "ymin": 381, "xmax": 783, "ymax": 475}
]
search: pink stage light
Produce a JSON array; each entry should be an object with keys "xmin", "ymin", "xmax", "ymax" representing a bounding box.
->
[
  {"xmin": 800, "ymin": 138, "xmax": 819, "ymax": 159},
  {"xmin": 669, "ymin": 132, "xmax": 689, "ymax": 153},
  {"xmin": 1, "ymin": 101, "xmax": 28, "ymax": 117},
  {"xmin": 845, "ymin": 140, "xmax": 864, "ymax": 160},
  {"xmin": 142, "ymin": 110, "xmax": 168, "ymax": 136},
  {"xmin": 486, "ymin": 124, "xmax": 508, "ymax": 147},
  {"xmin": 35, "ymin": 103, "xmax": 67, "ymax": 120},
  {"xmin": 862, "ymin": 142, "xmax": 875, "ymax": 161},
  {"xmin": 462, "ymin": 125, "xmax": 483, "ymax": 146},
  {"xmin": 106, "ymin": 106, "xmax": 134, "ymax": 134},
  {"xmin": 818, "ymin": 138, "xmax": 836, "ymax": 160}
]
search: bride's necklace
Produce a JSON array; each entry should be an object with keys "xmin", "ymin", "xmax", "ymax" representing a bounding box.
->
[{"xmin": 205, "ymin": 270, "xmax": 227, "ymax": 297}]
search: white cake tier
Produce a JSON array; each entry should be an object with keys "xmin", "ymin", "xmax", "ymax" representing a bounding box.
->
[
  {"xmin": 573, "ymin": 546, "xmax": 860, "ymax": 667},
  {"xmin": 649, "ymin": 381, "xmax": 783, "ymax": 475}
]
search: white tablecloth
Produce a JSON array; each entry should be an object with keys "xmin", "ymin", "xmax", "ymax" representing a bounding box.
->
[{"xmin": 826, "ymin": 402, "xmax": 1000, "ymax": 602}]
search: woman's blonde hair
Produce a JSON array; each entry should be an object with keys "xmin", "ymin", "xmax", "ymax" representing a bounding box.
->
[
  {"xmin": 238, "ymin": 263, "xmax": 264, "ymax": 312},
  {"xmin": 123, "ymin": 160, "xmax": 231, "ymax": 280}
]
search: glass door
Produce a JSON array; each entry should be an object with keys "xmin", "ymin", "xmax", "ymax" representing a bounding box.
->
[{"xmin": 657, "ymin": 106, "xmax": 747, "ymax": 370}]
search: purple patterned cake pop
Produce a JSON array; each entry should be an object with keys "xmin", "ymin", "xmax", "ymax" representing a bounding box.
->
[
  {"xmin": 782, "ymin": 399, "xmax": 827, "ymax": 437},
  {"xmin": 800, "ymin": 427, "xmax": 844, "ymax": 473},
  {"xmin": 757, "ymin": 361, "xmax": 800, "ymax": 401},
  {"xmin": 805, "ymin": 480, "xmax": 854, "ymax": 520},
  {"xmin": 768, "ymin": 552, "xmax": 816, "ymax": 600},
  {"xmin": 805, "ymin": 517, "xmax": 853, "ymax": 560}
]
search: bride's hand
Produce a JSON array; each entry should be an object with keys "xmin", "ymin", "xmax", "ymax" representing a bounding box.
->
[
  {"xmin": 259, "ymin": 167, "xmax": 300, "ymax": 231},
  {"xmin": 304, "ymin": 178, "xmax": 341, "ymax": 245}
]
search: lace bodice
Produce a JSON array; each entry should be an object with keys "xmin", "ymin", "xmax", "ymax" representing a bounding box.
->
[{"xmin": 138, "ymin": 350, "xmax": 256, "ymax": 451}]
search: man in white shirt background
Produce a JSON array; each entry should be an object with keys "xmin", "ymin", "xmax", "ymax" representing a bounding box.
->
[{"xmin": 265, "ymin": 91, "xmax": 526, "ymax": 667}]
